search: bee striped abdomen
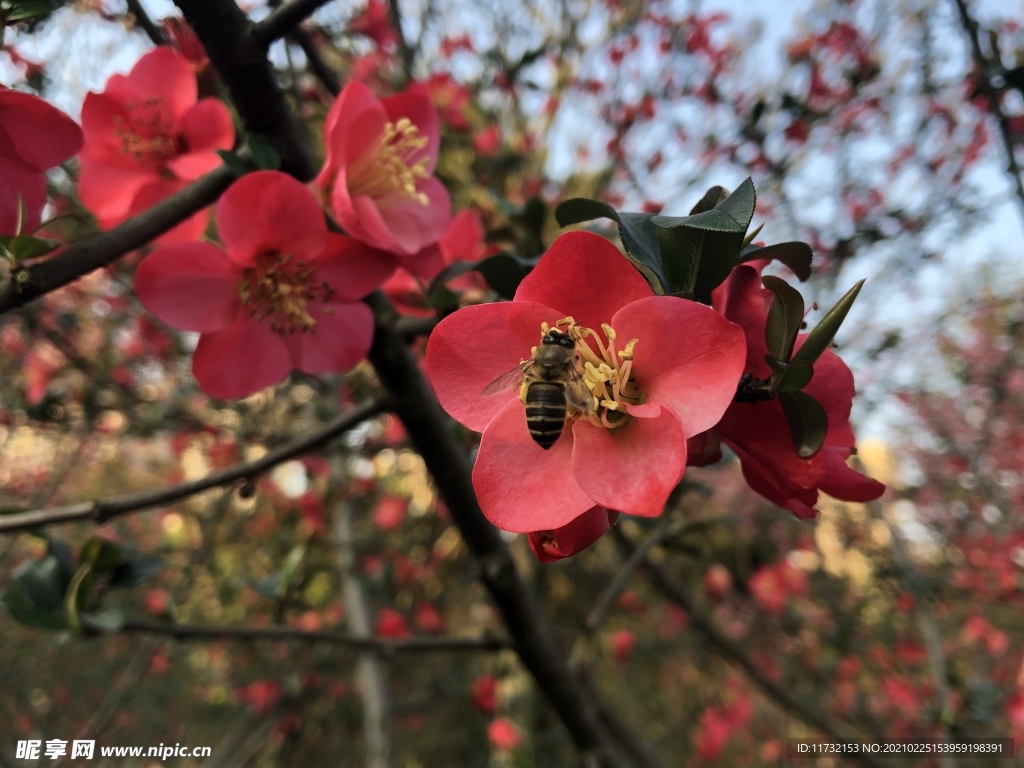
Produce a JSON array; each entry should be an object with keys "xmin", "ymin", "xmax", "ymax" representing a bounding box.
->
[{"xmin": 524, "ymin": 382, "xmax": 567, "ymax": 449}]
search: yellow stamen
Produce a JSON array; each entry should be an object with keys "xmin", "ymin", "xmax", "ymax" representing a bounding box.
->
[
  {"xmin": 239, "ymin": 251, "xmax": 336, "ymax": 335},
  {"xmin": 346, "ymin": 119, "xmax": 431, "ymax": 208}
]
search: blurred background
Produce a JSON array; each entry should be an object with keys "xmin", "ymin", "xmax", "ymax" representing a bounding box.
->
[{"xmin": 2, "ymin": 0, "xmax": 1024, "ymax": 765}]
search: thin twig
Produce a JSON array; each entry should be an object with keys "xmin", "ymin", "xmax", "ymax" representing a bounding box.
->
[
  {"xmin": 289, "ymin": 28, "xmax": 341, "ymax": 95},
  {"xmin": 252, "ymin": 0, "xmax": 337, "ymax": 50},
  {"xmin": 952, "ymin": 0, "xmax": 1024, "ymax": 224},
  {"xmin": 125, "ymin": 0, "xmax": 168, "ymax": 45},
  {"xmin": 611, "ymin": 527, "xmax": 888, "ymax": 768},
  {"xmin": 0, "ymin": 166, "xmax": 236, "ymax": 316},
  {"xmin": 117, "ymin": 619, "xmax": 508, "ymax": 653},
  {"xmin": 385, "ymin": 0, "xmax": 414, "ymax": 83},
  {"xmin": 0, "ymin": 399, "xmax": 386, "ymax": 534}
]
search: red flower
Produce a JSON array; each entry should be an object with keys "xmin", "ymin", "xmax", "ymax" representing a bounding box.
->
[
  {"xmin": 414, "ymin": 602, "xmax": 445, "ymax": 634},
  {"xmin": 349, "ymin": 0, "xmax": 399, "ymax": 51},
  {"xmin": 473, "ymin": 124, "xmax": 501, "ymax": 156},
  {"xmin": 610, "ymin": 629, "xmax": 636, "ymax": 662},
  {"xmin": 371, "ymin": 494, "xmax": 408, "ymax": 530},
  {"xmin": 704, "ymin": 563, "xmax": 733, "ymax": 599},
  {"xmin": 487, "ymin": 718, "xmax": 523, "ymax": 751},
  {"xmin": 134, "ymin": 171, "xmax": 394, "ymax": 399},
  {"xmin": 161, "ymin": 17, "xmax": 211, "ymax": 76},
  {"xmin": 426, "ymin": 231, "xmax": 745, "ymax": 535},
  {"xmin": 316, "ymin": 81, "xmax": 451, "ymax": 257},
  {"xmin": 419, "ymin": 73, "xmax": 472, "ymax": 130},
  {"xmin": 384, "ymin": 209, "xmax": 491, "ymax": 316},
  {"xmin": 528, "ymin": 506, "xmax": 618, "ymax": 562},
  {"xmin": 0, "ymin": 86, "xmax": 83, "ymax": 235},
  {"xmin": 78, "ymin": 47, "xmax": 234, "ymax": 243},
  {"xmin": 704, "ymin": 263, "xmax": 885, "ymax": 518},
  {"xmin": 471, "ymin": 674, "xmax": 498, "ymax": 715},
  {"xmin": 375, "ymin": 607, "xmax": 411, "ymax": 638}
]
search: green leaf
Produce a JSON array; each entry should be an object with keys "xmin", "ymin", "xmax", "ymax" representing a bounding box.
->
[
  {"xmin": 277, "ymin": 545, "xmax": 306, "ymax": 598},
  {"xmin": 739, "ymin": 241, "xmax": 813, "ymax": 281},
  {"xmin": 0, "ymin": 589, "xmax": 67, "ymax": 630},
  {"xmin": 0, "ymin": 234, "xmax": 58, "ymax": 262},
  {"xmin": 427, "ymin": 260, "xmax": 475, "ymax": 302},
  {"xmin": 688, "ymin": 185, "xmax": 730, "ymax": 215},
  {"xmin": 778, "ymin": 391, "xmax": 829, "ymax": 458},
  {"xmin": 81, "ymin": 608, "xmax": 125, "ymax": 634},
  {"xmin": 431, "ymin": 285, "xmax": 460, "ymax": 311},
  {"xmin": 761, "ymin": 275, "xmax": 805, "ymax": 363},
  {"xmin": 555, "ymin": 198, "xmax": 667, "ymax": 293},
  {"xmin": 14, "ymin": 556, "xmax": 69, "ymax": 610},
  {"xmin": 246, "ymin": 135, "xmax": 281, "ymax": 171},
  {"xmin": 216, "ymin": 149, "xmax": 249, "ymax": 177},
  {"xmin": 79, "ymin": 536, "xmax": 122, "ymax": 575},
  {"xmin": 475, "ymin": 252, "xmax": 535, "ymax": 299},
  {"xmin": 64, "ymin": 562, "xmax": 93, "ymax": 634},
  {"xmin": 109, "ymin": 556, "xmax": 165, "ymax": 589},
  {"xmin": 3, "ymin": 0, "xmax": 63, "ymax": 22},
  {"xmin": 651, "ymin": 178, "xmax": 757, "ymax": 301},
  {"xmin": 773, "ymin": 360, "xmax": 814, "ymax": 392},
  {"xmin": 791, "ymin": 279, "xmax": 865, "ymax": 367}
]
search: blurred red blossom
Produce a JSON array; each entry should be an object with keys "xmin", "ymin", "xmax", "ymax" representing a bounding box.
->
[
  {"xmin": 471, "ymin": 674, "xmax": 497, "ymax": 715},
  {"xmin": 487, "ymin": 718, "xmax": 522, "ymax": 751},
  {"xmin": 375, "ymin": 607, "xmax": 410, "ymax": 638}
]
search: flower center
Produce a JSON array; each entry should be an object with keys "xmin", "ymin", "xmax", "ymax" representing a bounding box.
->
[
  {"xmin": 346, "ymin": 118, "xmax": 431, "ymax": 208},
  {"xmin": 114, "ymin": 99, "xmax": 184, "ymax": 167},
  {"xmin": 238, "ymin": 251, "xmax": 335, "ymax": 335},
  {"xmin": 520, "ymin": 317, "xmax": 643, "ymax": 430}
]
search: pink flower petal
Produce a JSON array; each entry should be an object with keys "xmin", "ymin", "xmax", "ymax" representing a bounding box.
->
[
  {"xmin": 800, "ymin": 345, "xmax": 855, "ymax": 430},
  {"xmin": 217, "ymin": 171, "xmax": 327, "ymax": 264},
  {"xmin": 134, "ymin": 241, "xmax": 242, "ymax": 332},
  {"xmin": 192, "ymin": 315, "xmax": 293, "ymax": 399},
  {"xmin": 119, "ymin": 47, "xmax": 197, "ymax": 123},
  {"xmin": 439, "ymin": 209, "xmax": 486, "ymax": 262},
  {"xmin": 817, "ymin": 448, "xmax": 885, "ymax": 502},
  {"xmin": 426, "ymin": 300, "xmax": 561, "ymax": 432},
  {"xmin": 319, "ymin": 80, "xmax": 390, "ymax": 178},
  {"xmin": 382, "ymin": 87, "xmax": 440, "ymax": 174},
  {"xmin": 77, "ymin": 155, "xmax": 155, "ymax": 225},
  {"xmin": 285, "ymin": 301, "xmax": 374, "ymax": 374},
  {"xmin": 377, "ymin": 176, "xmax": 451, "ymax": 253},
  {"xmin": 168, "ymin": 97, "xmax": 235, "ymax": 180},
  {"xmin": 731, "ymin": 441, "xmax": 820, "ymax": 519},
  {"xmin": 712, "ymin": 264, "xmax": 773, "ymax": 375},
  {"xmin": 529, "ymin": 507, "xmax": 617, "ymax": 563},
  {"xmin": 0, "ymin": 87, "xmax": 82, "ymax": 171},
  {"xmin": 721, "ymin": 400, "xmax": 826, "ymax": 490},
  {"xmin": 311, "ymin": 233, "xmax": 397, "ymax": 301},
  {"xmin": 0, "ymin": 156, "xmax": 46, "ymax": 234},
  {"xmin": 400, "ymin": 243, "xmax": 445, "ymax": 280},
  {"xmin": 514, "ymin": 231, "xmax": 653, "ymax": 329},
  {"xmin": 571, "ymin": 409, "xmax": 687, "ymax": 516},
  {"xmin": 611, "ymin": 295, "xmax": 745, "ymax": 437},
  {"xmin": 473, "ymin": 398, "xmax": 593, "ymax": 532}
]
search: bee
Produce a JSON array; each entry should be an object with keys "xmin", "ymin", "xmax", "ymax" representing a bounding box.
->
[{"xmin": 482, "ymin": 329, "xmax": 596, "ymax": 449}]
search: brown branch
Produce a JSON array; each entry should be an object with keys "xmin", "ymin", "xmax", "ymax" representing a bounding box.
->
[
  {"xmin": 252, "ymin": 0, "xmax": 337, "ymax": 50},
  {"xmin": 125, "ymin": 0, "xmax": 168, "ymax": 45},
  {"xmin": 953, "ymin": 0, "xmax": 1024, "ymax": 223},
  {"xmin": 174, "ymin": 0, "xmax": 317, "ymax": 180},
  {"xmin": 386, "ymin": 0, "xmax": 414, "ymax": 84},
  {"xmin": 0, "ymin": 165, "xmax": 235, "ymax": 316},
  {"xmin": 117, "ymin": 619, "xmax": 509, "ymax": 653},
  {"xmin": 366, "ymin": 292, "xmax": 626, "ymax": 768},
  {"xmin": 289, "ymin": 28, "xmax": 341, "ymax": 95},
  {"xmin": 0, "ymin": 399, "xmax": 386, "ymax": 535},
  {"xmin": 611, "ymin": 527, "xmax": 888, "ymax": 768}
]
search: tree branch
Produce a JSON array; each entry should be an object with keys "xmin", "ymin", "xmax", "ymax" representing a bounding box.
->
[
  {"xmin": 386, "ymin": 0, "xmax": 414, "ymax": 84},
  {"xmin": 0, "ymin": 399, "xmax": 386, "ymax": 535},
  {"xmin": 952, "ymin": 0, "xmax": 1024, "ymax": 223},
  {"xmin": 0, "ymin": 166, "xmax": 235, "ymax": 316},
  {"xmin": 366, "ymin": 292, "xmax": 626, "ymax": 768},
  {"xmin": 125, "ymin": 0, "xmax": 168, "ymax": 45},
  {"xmin": 611, "ymin": 527, "xmax": 887, "ymax": 768},
  {"xmin": 117, "ymin": 619, "xmax": 509, "ymax": 653},
  {"xmin": 174, "ymin": 0, "xmax": 317, "ymax": 180},
  {"xmin": 252, "ymin": 0, "xmax": 337, "ymax": 50}
]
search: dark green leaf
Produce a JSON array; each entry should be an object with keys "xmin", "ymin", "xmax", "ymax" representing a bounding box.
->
[
  {"xmin": 791, "ymin": 279, "xmax": 865, "ymax": 366},
  {"xmin": 689, "ymin": 186, "xmax": 730, "ymax": 215},
  {"xmin": 79, "ymin": 536, "xmax": 122, "ymax": 575},
  {"xmin": 48, "ymin": 539, "xmax": 75, "ymax": 582},
  {"xmin": 14, "ymin": 556, "xmax": 69, "ymax": 610},
  {"xmin": 431, "ymin": 285, "xmax": 460, "ymax": 311},
  {"xmin": 81, "ymin": 608, "xmax": 125, "ymax": 634},
  {"xmin": 0, "ymin": 234, "xmax": 59, "ymax": 262},
  {"xmin": 475, "ymin": 252, "xmax": 535, "ymax": 299},
  {"xmin": 216, "ymin": 149, "xmax": 249, "ymax": 177},
  {"xmin": 650, "ymin": 178, "xmax": 757, "ymax": 300},
  {"xmin": 516, "ymin": 197, "xmax": 546, "ymax": 239},
  {"xmin": 773, "ymin": 360, "xmax": 814, "ymax": 392},
  {"xmin": 555, "ymin": 198, "xmax": 667, "ymax": 292},
  {"xmin": 778, "ymin": 391, "xmax": 829, "ymax": 458},
  {"xmin": 246, "ymin": 135, "xmax": 282, "ymax": 170},
  {"xmin": 427, "ymin": 260, "xmax": 475, "ymax": 302},
  {"xmin": 761, "ymin": 275, "xmax": 805, "ymax": 363},
  {"xmin": 0, "ymin": 589, "xmax": 67, "ymax": 630},
  {"xmin": 739, "ymin": 241, "xmax": 813, "ymax": 281}
]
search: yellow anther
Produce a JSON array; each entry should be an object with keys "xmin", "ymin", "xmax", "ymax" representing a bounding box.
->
[
  {"xmin": 620, "ymin": 339, "xmax": 638, "ymax": 360},
  {"xmin": 601, "ymin": 323, "xmax": 616, "ymax": 340},
  {"xmin": 601, "ymin": 400, "xmax": 619, "ymax": 410}
]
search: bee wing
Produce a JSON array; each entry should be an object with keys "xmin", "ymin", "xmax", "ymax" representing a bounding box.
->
[
  {"xmin": 564, "ymin": 366, "xmax": 597, "ymax": 414},
  {"xmin": 481, "ymin": 360, "xmax": 533, "ymax": 397}
]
